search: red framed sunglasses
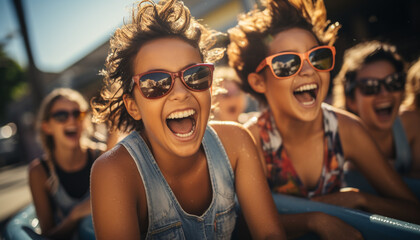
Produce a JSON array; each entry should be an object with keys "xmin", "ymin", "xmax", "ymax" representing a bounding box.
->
[
  {"xmin": 131, "ymin": 63, "xmax": 214, "ymax": 99},
  {"xmin": 255, "ymin": 46, "xmax": 336, "ymax": 79}
]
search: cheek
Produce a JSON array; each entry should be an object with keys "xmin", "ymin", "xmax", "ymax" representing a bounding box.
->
[
  {"xmin": 393, "ymin": 92, "xmax": 404, "ymax": 103},
  {"xmin": 319, "ymin": 73, "xmax": 330, "ymax": 94}
]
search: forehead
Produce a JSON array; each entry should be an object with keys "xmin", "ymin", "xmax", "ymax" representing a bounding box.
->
[
  {"xmin": 133, "ymin": 38, "xmax": 202, "ymax": 74},
  {"xmin": 356, "ymin": 60, "xmax": 397, "ymax": 80},
  {"xmin": 268, "ymin": 28, "xmax": 319, "ymax": 54},
  {"xmin": 51, "ymin": 97, "xmax": 80, "ymax": 111}
]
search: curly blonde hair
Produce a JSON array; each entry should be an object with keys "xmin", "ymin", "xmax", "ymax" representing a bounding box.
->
[
  {"xmin": 227, "ymin": 0, "xmax": 340, "ymax": 105},
  {"xmin": 403, "ymin": 58, "xmax": 420, "ymax": 109},
  {"xmin": 91, "ymin": 0, "xmax": 224, "ymax": 132}
]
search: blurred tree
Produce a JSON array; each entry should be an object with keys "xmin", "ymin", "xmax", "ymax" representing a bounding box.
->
[{"xmin": 0, "ymin": 47, "xmax": 27, "ymax": 122}]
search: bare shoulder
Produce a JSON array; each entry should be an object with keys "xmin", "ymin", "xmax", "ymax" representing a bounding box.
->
[
  {"xmin": 92, "ymin": 144, "xmax": 136, "ymax": 180},
  {"xmin": 333, "ymin": 106, "xmax": 366, "ymax": 135},
  {"xmin": 400, "ymin": 109, "xmax": 420, "ymax": 126},
  {"xmin": 28, "ymin": 158, "xmax": 47, "ymax": 180},
  {"xmin": 209, "ymin": 120, "xmax": 254, "ymax": 144},
  {"xmin": 209, "ymin": 121, "xmax": 257, "ymax": 169}
]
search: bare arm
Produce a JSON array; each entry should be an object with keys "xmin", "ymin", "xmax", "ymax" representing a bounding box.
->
[
  {"xmin": 28, "ymin": 159, "xmax": 88, "ymax": 239},
  {"xmin": 91, "ymin": 146, "xmax": 143, "ymax": 240},
  {"xmin": 212, "ymin": 122, "xmax": 286, "ymax": 239},
  {"xmin": 336, "ymin": 110, "xmax": 420, "ymax": 223}
]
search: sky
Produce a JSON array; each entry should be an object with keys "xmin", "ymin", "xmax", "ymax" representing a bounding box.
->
[{"xmin": 0, "ymin": 0, "xmax": 135, "ymax": 73}]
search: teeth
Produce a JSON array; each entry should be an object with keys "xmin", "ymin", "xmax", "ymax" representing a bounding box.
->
[
  {"xmin": 294, "ymin": 83, "xmax": 317, "ymax": 93},
  {"xmin": 375, "ymin": 102, "xmax": 392, "ymax": 110},
  {"xmin": 167, "ymin": 109, "xmax": 195, "ymax": 119},
  {"xmin": 174, "ymin": 127, "xmax": 195, "ymax": 138}
]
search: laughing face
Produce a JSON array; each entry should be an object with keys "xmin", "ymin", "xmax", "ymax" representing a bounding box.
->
[
  {"xmin": 348, "ymin": 60, "xmax": 403, "ymax": 131},
  {"xmin": 126, "ymin": 38, "xmax": 211, "ymax": 160},
  {"xmin": 42, "ymin": 98, "xmax": 84, "ymax": 150},
  {"xmin": 261, "ymin": 28, "xmax": 330, "ymax": 122}
]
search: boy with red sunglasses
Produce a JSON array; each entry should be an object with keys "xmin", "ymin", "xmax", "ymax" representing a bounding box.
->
[
  {"xmin": 228, "ymin": 0, "xmax": 420, "ymax": 238},
  {"xmin": 90, "ymin": 0, "xmax": 285, "ymax": 239}
]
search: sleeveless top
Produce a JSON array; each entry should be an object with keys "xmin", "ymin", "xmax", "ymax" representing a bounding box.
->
[
  {"xmin": 119, "ymin": 126, "xmax": 237, "ymax": 239},
  {"xmin": 393, "ymin": 116, "xmax": 412, "ymax": 174},
  {"xmin": 251, "ymin": 103, "xmax": 345, "ymax": 198},
  {"xmin": 344, "ymin": 116, "xmax": 412, "ymax": 194},
  {"xmin": 40, "ymin": 150, "xmax": 95, "ymax": 223}
]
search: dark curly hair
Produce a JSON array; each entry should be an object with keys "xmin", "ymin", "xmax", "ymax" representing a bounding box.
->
[
  {"xmin": 91, "ymin": 0, "xmax": 224, "ymax": 132},
  {"xmin": 227, "ymin": 0, "xmax": 340, "ymax": 105},
  {"xmin": 332, "ymin": 40, "xmax": 405, "ymax": 110}
]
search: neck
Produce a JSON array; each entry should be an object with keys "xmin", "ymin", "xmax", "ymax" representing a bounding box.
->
[
  {"xmin": 141, "ymin": 131, "xmax": 205, "ymax": 177},
  {"xmin": 367, "ymin": 127, "xmax": 394, "ymax": 158},
  {"xmin": 271, "ymin": 109, "xmax": 324, "ymax": 145},
  {"xmin": 52, "ymin": 144, "xmax": 86, "ymax": 170}
]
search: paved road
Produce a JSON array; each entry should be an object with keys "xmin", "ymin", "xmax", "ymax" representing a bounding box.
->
[{"xmin": 0, "ymin": 164, "xmax": 32, "ymax": 224}]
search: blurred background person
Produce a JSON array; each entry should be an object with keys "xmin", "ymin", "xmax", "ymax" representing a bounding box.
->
[
  {"xmin": 400, "ymin": 58, "xmax": 420, "ymax": 178},
  {"xmin": 212, "ymin": 65, "xmax": 258, "ymax": 123},
  {"xmin": 28, "ymin": 88, "xmax": 101, "ymax": 239},
  {"xmin": 333, "ymin": 41, "xmax": 407, "ymax": 171},
  {"xmin": 332, "ymin": 41, "xmax": 415, "ymax": 194},
  {"xmin": 212, "ymin": 65, "xmax": 247, "ymax": 122}
]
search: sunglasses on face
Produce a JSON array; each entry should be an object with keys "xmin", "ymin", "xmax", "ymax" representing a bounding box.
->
[
  {"xmin": 50, "ymin": 110, "xmax": 85, "ymax": 123},
  {"xmin": 347, "ymin": 72, "xmax": 406, "ymax": 96},
  {"xmin": 255, "ymin": 46, "xmax": 336, "ymax": 79},
  {"xmin": 130, "ymin": 63, "xmax": 214, "ymax": 99}
]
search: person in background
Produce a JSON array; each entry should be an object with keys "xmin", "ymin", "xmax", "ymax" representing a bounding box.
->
[
  {"xmin": 212, "ymin": 65, "xmax": 248, "ymax": 122},
  {"xmin": 89, "ymin": 0, "xmax": 286, "ymax": 239},
  {"xmin": 332, "ymin": 41, "xmax": 413, "ymax": 192},
  {"xmin": 29, "ymin": 88, "xmax": 101, "ymax": 239},
  {"xmin": 227, "ymin": 0, "xmax": 420, "ymax": 238},
  {"xmin": 400, "ymin": 58, "xmax": 420, "ymax": 178}
]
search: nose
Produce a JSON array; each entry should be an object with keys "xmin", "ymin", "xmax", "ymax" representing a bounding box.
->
[
  {"xmin": 378, "ymin": 82, "xmax": 389, "ymax": 96},
  {"xmin": 299, "ymin": 59, "xmax": 316, "ymax": 76},
  {"xmin": 168, "ymin": 76, "xmax": 190, "ymax": 101}
]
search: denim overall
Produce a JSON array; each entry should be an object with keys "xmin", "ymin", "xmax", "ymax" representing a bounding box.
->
[{"xmin": 119, "ymin": 126, "xmax": 237, "ymax": 239}]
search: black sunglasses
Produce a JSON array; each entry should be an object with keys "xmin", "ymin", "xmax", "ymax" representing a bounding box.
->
[
  {"xmin": 346, "ymin": 72, "xmax": 406, "ymax": 96},
  {"xmin": 50, "ymin": 110, "xmax": 85, "ymax": 123},
  {"xmin": 130, "ymin": 63, "xmax": 214, "ymax": 99}
]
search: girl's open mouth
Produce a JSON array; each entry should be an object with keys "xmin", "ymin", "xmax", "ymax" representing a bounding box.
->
[
  {"xmin": 293, "ymin": 83, "xmax": 318, "ymax": 106},
  {"xmin": 64, "ymin": 128, "xmax": 78, "ymax": 138},
  {"xmin": 166, "ymin": 109, "xmax": 196, "ymax": 138},
  {"xmin": 374, "ymin": 102, "xmax": 394, "ymax": 120}
]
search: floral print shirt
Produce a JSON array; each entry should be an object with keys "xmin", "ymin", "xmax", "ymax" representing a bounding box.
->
[{"xmin": 255, "ymin": 103, "xmax": 345, "ymax": 198}]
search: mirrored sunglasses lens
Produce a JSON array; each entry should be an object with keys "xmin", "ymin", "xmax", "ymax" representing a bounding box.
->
[
  {"xmin": 271, "ymin": 54, "xmax": 301, "ymax": 77},
  {"xmin": 183, "ymin": 65, "xmax": 212, "ymax": 90},
  {"xmin": 359, "ymin": 79, "xmax": 380, "ymax": 95},
  {"xmin": 309, "ymin": 48, "xmax": 333, "ymax": 70},
  {"xmin": 385, "ymin": 73, "xmax": 405, "ymax": 91},
  {"xmin": 51, "ymin": 111, "xmax": 69, "ymax": 122},
  {"xmin": 140, "ymin": 72, "xmax": 172, "ymax": 98}
]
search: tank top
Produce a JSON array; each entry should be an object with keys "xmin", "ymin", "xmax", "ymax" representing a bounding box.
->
[
  {"xmin": 344, "ymin": 116, "xmax": 412, "ymax": 194},
  {"xmin": 40, "ymin": 150, "xmax": 94, "ymax": 223},
  {"xmin": 119, "ymin": 126, "xmax": 237, "ymax": 239},
  {"xmin": 393, "ymin": 116, "xmax": 412, "ymax": 174},
  {"xmin": 251, "ymin": 103, "xmax": 345, "ymax": 198}
]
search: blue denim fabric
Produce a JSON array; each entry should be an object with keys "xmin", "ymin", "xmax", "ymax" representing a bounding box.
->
[{"xmin": 120, "ymin": 126, "xmax": 237, "ymax": 239}]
